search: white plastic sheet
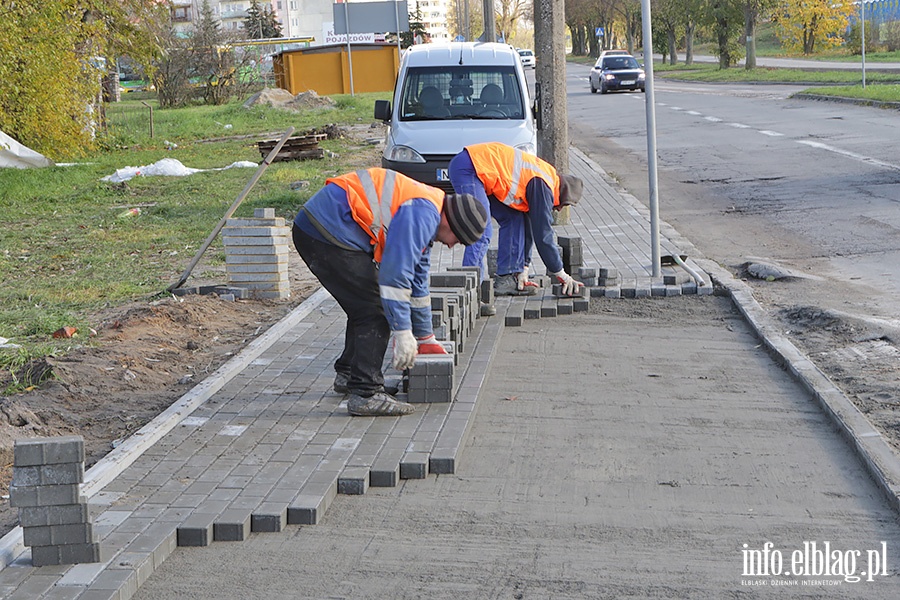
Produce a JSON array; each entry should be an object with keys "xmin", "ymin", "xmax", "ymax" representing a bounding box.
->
[
  {"xmin": 101, "ymin": 157, "xmax": 258, "ymax": 183},
  {"xmin": 0, "ymin": 130, "xmax": 54, "ymax": 169}
]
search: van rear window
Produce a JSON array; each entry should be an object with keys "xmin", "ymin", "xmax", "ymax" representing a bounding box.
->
[{"xmin": 399, "ymin": 66, "xmax": 525, "ymax": 121}]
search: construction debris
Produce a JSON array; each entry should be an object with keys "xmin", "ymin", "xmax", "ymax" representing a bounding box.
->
[{"xmin": 257, "ymin": 133, "xmax": 327, "ymax": 162}]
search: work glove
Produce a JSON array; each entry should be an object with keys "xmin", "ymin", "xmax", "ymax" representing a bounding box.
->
[
  {"xmin": 417, "ymin": 334, "xmax": 448, "ymax": 355},
  {"xmin": 552, "ymin": 270, "xmax": 583, "ymax": 296},
  {"xmin": 392, "ymin": 330, "xmax": 417, "ymax": 370},
  {"xmin": 516, "ymin": 265, "xmax": 540, "ymax": 291}
]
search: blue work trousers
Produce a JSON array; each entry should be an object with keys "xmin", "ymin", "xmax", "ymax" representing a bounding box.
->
[
  {"xmin": 489, "ymin": 197, "xmax": 528, "ymax": 276},
  {"xmin": 448, "ymin": 150, "xmax": 493, "ymax": 280}
]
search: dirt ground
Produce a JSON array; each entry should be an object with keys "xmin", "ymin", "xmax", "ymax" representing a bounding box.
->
[{"xmin": 0, "ymin": 251, "xmax": 319, "ymax": 538}]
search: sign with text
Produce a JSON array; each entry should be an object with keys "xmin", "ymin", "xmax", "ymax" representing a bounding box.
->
[
  {"xmin": 333, "ymin": 1, "xmax": 408, "ymax": 34},
  {"xmin": 323, "ymin": 23, "xmax": 376, "ymax": 44}
]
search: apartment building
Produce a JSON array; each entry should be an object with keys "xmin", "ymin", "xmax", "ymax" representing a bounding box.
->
[{"xmin": 170, "ymin": 0, "xmax": 455, "ymax": 45}]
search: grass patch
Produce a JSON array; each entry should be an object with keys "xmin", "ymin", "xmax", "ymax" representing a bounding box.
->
[
  {"xmin": 0, "ymin": 91, "xmax": 390, "ymax": 358},
  {"xmin": 800, "ymin": 84, "xmax": 900, "ymax": 102},
  {"xmin": 652, "ymin": 61, "xmax": 900, "ymax": 84}
]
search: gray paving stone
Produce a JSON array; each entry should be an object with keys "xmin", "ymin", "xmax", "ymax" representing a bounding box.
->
[
  {"xmin": 122, "ymin": 521, "xmax": 177, "ymax": 570},
  {"xmin": 213, "ymin": 509, "xmax": 252, "ymax": 541},
  {"xmin": 9, "ymin": 483, "xmax": 82, "ymax": 508},
  {"xmin": 55, "ymin": 543, "xmax": 101, "ymax": 566},
  {"xmin": 176, "ymin": 512, "xmax": 216, "ymax": 547},
  {"xmin": 337, "ymin": 467, "xmax": 369, "ymax": 495},
  {"xmin": 23, "ymin": 522, "xmax": 95, "ymax": 547},
  {"xmin": 14, "ymin": 436, "xmax": 84, "ymax": 467},
  {"xmin": 86, "ymin": 567, "xmax": 137, "ymax": 598},
  {"xmin": 250, "ymin": 503, "xmax": 288, "ymax": 533},
  {"xmin": 17, "ymin": 503, "xmax": 89, "ymax": 528},
  {"xmin": 540, "ymin": 297, "xmax": 558, "ymax": 318},
  {"xmin": 399, "ymin": 452, "xmax": 429, "ymax": 479},
  {"xmin": 108, "ymin": 550, "xmax": 154, "ymax": 588},
  {"xmin": 3, "ymin": 574, "xmax": 58, "ymax": 599},
  {"xmin": 39, "ymin": 584, "xmax": 86, "ymax": 599}
]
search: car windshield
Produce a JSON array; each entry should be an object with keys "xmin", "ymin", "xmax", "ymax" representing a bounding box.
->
[
  {"xmin": 399, "ymin": 65, "xmax": 526, "ymax": 121},
  {"xmin": 602, "ymin": 56, "xmax": 640, "ymax": 70},
  {"xmin": 519, "ymin": 50, "xmax": 532, "ymax": 57}
]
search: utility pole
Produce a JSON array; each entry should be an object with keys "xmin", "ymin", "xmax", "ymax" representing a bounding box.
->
[
  {"xmin": 534, "ymin": 0, "xmax": 569, "ymax": 224},
  {"xmin": 483, "ymin": 0, "xmax": 496, "ymax": 42}
]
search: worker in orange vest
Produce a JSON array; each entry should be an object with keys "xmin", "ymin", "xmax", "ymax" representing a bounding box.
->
[
  {"xmin": 448, "ymin": 142, "xmax": 584, "ymax": 297},
  {"xmin": 293, "ymin": 168, "xmax": 488, "ymax": 416}
]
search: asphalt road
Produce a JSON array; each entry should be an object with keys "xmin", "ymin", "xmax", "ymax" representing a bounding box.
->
[{"xmin": 565, "ymin": 61, "xmax": 900, "ymax": 326}]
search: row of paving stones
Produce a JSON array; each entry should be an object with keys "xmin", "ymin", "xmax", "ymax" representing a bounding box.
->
[
  {"xmin": 0, "ymin": 290, "xmax": 508, "ymax": 599},
  {"xmin": 0, "ymin": 148, "xmax": 712, "ymax": 599},
  {"xmin": 1, "ymin": 273, "xmax": 726, "ymax": 599}
]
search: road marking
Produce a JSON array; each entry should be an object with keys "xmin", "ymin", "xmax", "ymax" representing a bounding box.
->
[
  {"xmin": 704, "ymin": 116, "xmax": 723, "ymax": 122},
  {"xmin": 796, "ymin": 140, "xmax": 900, "ymax": 171},
  {"xmin": 759, "ymin": 130, "xmax": 784, "ymax": 136},
  {"xmin": 670, "ymin": 106, "xmax": 683, "ymax": 110},
  {"xmin": 687, "ymin": 110, "xmax": 702, "ymax": 115},
  {"xmin": 728, "ymin": 123, "xmax": 751, "ymax": 128}
]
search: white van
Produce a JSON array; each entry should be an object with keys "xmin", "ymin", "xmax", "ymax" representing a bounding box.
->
[{"xmin": 374, "ymin": 42, "xmax": 537, "ymax": 192}]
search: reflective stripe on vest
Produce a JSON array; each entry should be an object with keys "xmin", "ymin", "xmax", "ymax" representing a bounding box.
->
[
  {"xmin": 357, "ymin": 169, "xmax": 397, "ymax": 239},
  {"xmin": 504, "ymin": 149, "xmax": 556, "ymax": 209}
]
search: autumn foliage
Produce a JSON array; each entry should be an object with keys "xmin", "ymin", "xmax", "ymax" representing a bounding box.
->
[{"xmin": 0, "ymin": 1, "xmax": 165, "ymax": 159}]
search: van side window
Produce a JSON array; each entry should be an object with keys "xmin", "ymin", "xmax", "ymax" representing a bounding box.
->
[{"xmin": 400, "ymin": 66, "xmax": 524, "ymax": 121}]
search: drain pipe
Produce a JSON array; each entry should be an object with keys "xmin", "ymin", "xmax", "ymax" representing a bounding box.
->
[{"xmin": 671, "ymin": 254, "xmax": 706, "ymax": 287}]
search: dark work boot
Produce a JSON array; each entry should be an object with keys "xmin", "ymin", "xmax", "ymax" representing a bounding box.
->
[{"xmin": 347, "ymin": 392, "xmax": 415, "ymax": 417}]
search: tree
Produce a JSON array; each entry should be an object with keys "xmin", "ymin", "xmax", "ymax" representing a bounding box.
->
[
  {"xmin": 653, "ymin": 0, "xmax": 682, "ymax": 65},
  {"xmin": 401, "ymin": 2, "xmax": 428, "ymax": 47},
  {"xmin": 244, "ymin": 0, "xmax": 283, "ymax": 39},
  {"xmin": 615, "ymin": 0, "xmax": 643, "ymax": 55},
  {"xmin": 0, "ymin": 0, "xmax": 166, "ymax": 157},
  {"xmin": 682, "ymin": 0, "xmax": 704, "ymax": 64},
  {"xmin": 154, "ymin": 1, "xmax": 255, "ymax": 107},
  {"xmin": 496, "ymin": 0, "xmax": 529, "ymax": 43},
  {"xmin": 703, "ymin": 0, "xmax": 744, "ymax": 68},
  {"xmin": 742, "ymin": 0, "xmax": 777, "ymax": 69},
  {"xmin": 773, "ymin": 0, "xmax": 854, "ymax": 55}
]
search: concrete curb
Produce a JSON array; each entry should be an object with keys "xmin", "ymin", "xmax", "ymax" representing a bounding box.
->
[
  {"xmin": 792, "ymin": 92, "xmax": 900, "ymax": 111},
  {"xmin": 0, "ymin": 287, "xmax": 332, "ymax": 570},
  {"xmin": 698, "ymin": 257, "xmax": 900, "ymax": 514}
]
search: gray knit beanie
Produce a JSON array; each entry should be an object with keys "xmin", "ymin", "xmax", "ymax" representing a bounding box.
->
[
  {"xmin": 559, "ymin": 174, "xmax": 584, "ymax": 207},
  {"xmin": 443, "ymin": 193, "xmax": 488, "ymax": 245}
]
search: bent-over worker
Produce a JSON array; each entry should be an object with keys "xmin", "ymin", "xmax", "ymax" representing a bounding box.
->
[
  {"xmin": 292, "ymin": 168, "xmax": 488, "ymax": 417},
  {"xmin": 448, "ymin": 142, "xmax": 584, "ymax": 297}
]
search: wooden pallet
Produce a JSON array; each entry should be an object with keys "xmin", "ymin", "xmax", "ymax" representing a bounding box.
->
[{"xmin": 257, "ymin": 133, "xmax": 327, "ymax": 162}]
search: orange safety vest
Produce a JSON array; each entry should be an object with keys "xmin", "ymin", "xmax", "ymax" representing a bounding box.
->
[
  {"xmin": 327, "ymin": 168, "xmax": 445, "ymax": 262},
  {"xmin": 465, "ymin": 142, "xmax": 561, "ymax": 212}
]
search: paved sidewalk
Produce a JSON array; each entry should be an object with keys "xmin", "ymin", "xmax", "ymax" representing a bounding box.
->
[{"xmin": 1, "ymin": 149, "xmax": 899, "ymax": 598}]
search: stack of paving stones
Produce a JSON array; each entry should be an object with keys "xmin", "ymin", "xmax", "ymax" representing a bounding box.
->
[
  {"xmin": 10, "ymin": 436, "xmax": 100, "ymax": 567},
  {"xmin": 558, "ymin": 235, "xmax": 583, "ymax": 274},
  {"xmin": 222, "ymin": 207, "xmax": 291, "ymax": 300}
]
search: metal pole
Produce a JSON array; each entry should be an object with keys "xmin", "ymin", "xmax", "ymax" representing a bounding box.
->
[
  {"xmin": 861, "ymin": 0, "xmax": 867, "ymax": 88},
  {"xmin": 344, "ymin": 1, "xmax": 355, "ymax": 95},
  {"xmin": 640, "ymin": 0, "xmax": 661, "ymax": 278},
  {"xmin": 141, "ymin": 101, "xmax": 154, "ymax": 139},
  {"xmin": 463, "ymin": 0, "xmax": 470, "ymax": 42},
  {"xmin": 395, "ymin": 0, "xmax": 402, "ymax": 59}
]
